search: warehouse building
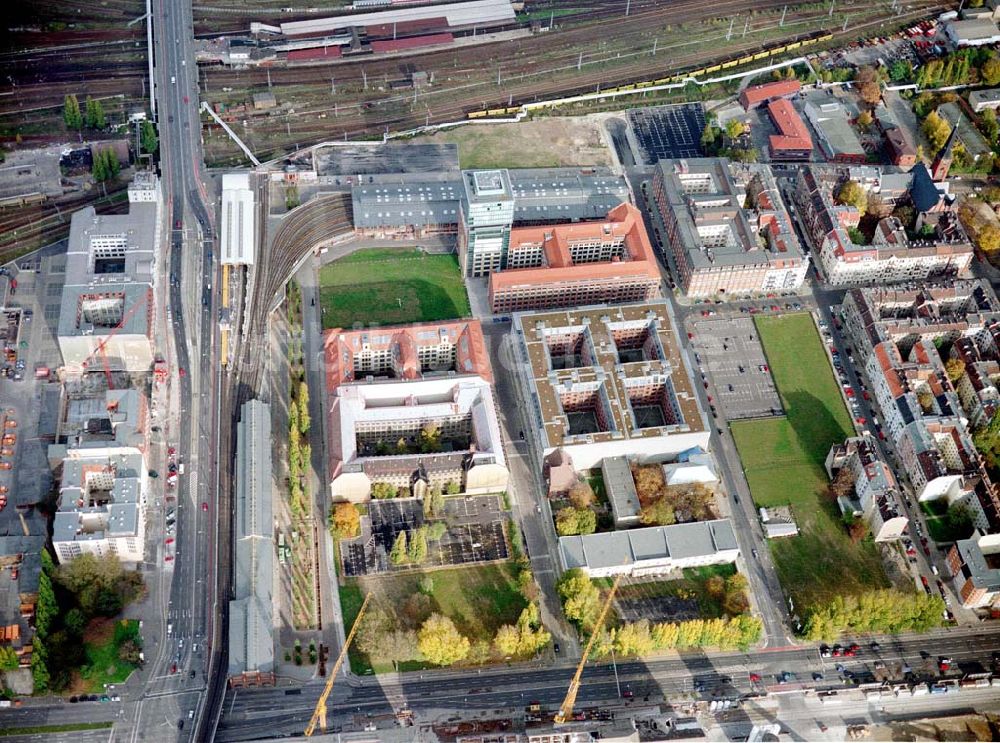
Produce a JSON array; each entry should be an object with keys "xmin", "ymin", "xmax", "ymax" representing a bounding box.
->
[
  {"xmin": 803, "ymin": 94, "xmax": 866, "ymax": 163},
  {"xmin": 488, "ymin": 203, "xmax": 662, "ymax": 314},
  {"xmin": 558, "ymin": 519, "xmax": 739, "ymax": 577},
  {"xmin": 511, "ymin": 302, "xmax": 709, "ymax": 471},
  {"xmin": 351, "ymin": 168, "xmax": 628, "ymax": 244},
  {"xmin": 57, "ymin": 172, "xmax": 161, "ymax": 373},
  {"xmin": 221, "ymin": 173, "xmax": 256, "ymax": 266},
  {"xmin": 229, "ymin": 400, "xmax": 275, "ymax": 682},
  {"xmin": 651, "ymin": 158, "xmax": 807, "ymax": 298},
  {"xmin": 766, "ymin": 98, "xmax": 813, "ymax": 161},
  {"xmin": 944, "ymin": 18, "xmax": 1000, "ymax": 47},
  {"xmin": 739, "ymin": 79, "xmax": 801, "ymax": 111}
]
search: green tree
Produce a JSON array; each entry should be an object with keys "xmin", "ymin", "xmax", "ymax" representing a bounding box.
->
[
  {"xmin": 836, "ymin": 179, "xmax": 868, "ymax": 214},
  {"xmin": 54, "ymin": 553, "xmax": 144, "ymax": 618},
  {"xmin": 140, "ymin": 120, "xmax": 158, "ymax": 155},
  {"xmin": 418, "ymin": 575, "xmax": 435, "ymax": 595},
  {"xmin": 418, "ymin": 614, "xmax": 470, "ymax": 665},
  {"xmin": 494, "ymin": 624, "xmax": 520, "ymax": 657},
  {"xmin": 418, "ymin": 421, "xmax": 442, "ymax": 453},
  {"xmin": 356, "ymin": 605, "xmax": 395, "ymax": 657},
  {"xmin": 426, "ymin": 521, "xmax": 448, "ymax": 542},
  {"xmin": 0, "ymin": 645, "xmax": 18, "ymax": 670},
  {"xmin": 92, "ymin": 150, "xmax": 106, "ymax": 182},
  {"xmin": 389, "ymin": 531, "xmax": 408, "ymax": 565},
  {"xmin": 408, "ymin": 527, "xmax": 428, "ymax": 564},
  {"xmin": 371, "ymin": 482, "xmax": 396, "ymax": 499},
  {"xmin": 557, "ymin": 568, "xmax": 601, "ymax": 631},
  {"xmin": 724, "ymin": 118, "xmax": 746, "ymax": 141},
  {"xmin": 802, "ymin": 590, "xmax": 945, "ymax": 641},
  {"xmin": 64, "ymin": 607, "xmax": 87, "ymax": 637},
  {"xmin": 700, "ymin": 123, "xmax": 717, "ymax": 151},
  {"xmin": 984, "ymin": 55, "xmax": 1000, "ymax": 86},
  {"xmin": 614, "ymin": 619, "xmax": 654, "ymax": 657},
  {"xmin": 31, "ymin": 636, "xmax": 50, "ymax": 692},
  {"xmin": 978, "ymin": 224, "xmax": 1000, "ymax": 253},
  {"xmin": 35, "ymin": 570, "xmax": 57, "ymax": 639},
  {"xmin": 922, "ymin": 110, "xmax": 952, "ymax": 153},
  {"xmin": 555, "ymin": 507, "xmax": 595, "ymax": 536},
  {"xmin": 639, "ymin": 498, "xmax": 676, "ymax": 526},
  {"xmin": 980, "ymin": 108, "xmax": 999, "ymax": 145},
  {"xmin": 889, "ymin": 59, "xmax": 912, "ymax": 82},
  {"xmin": 288, "ymin": 398, "xmax": 299, "ymax": 436},
  {"xmin": 423, "ymin": 488, "xmax": 445, "ymax": 516},
  {"xmin": 85, "ymin": 97, "xmax": 105, "ymax": 129},
  {"xmin": 856, "ymin": 110, "xmax": 874, "ymax": 131},
  {"xmin": 445, "ymin": 481, "xmax": 461, "ymax": 495},
  {"xmin": 63, "ymin": 95, "xmax": 82, "ymax": 130}
]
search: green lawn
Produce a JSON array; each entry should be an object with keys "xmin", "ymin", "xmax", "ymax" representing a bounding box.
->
[
  {"xmin": 341, "ymin": 562, "xmax": 526, "ymax": 674},
  {"xmin": 318, "ymin": 248, "xmax": 471, "ymax": 329},
  {"xmin": 921, "ymin": 499, "xmax": 975, "ymax": 543},
  {"xmin": 730, "ymin": 313, "xmax": 889, "ymax": 612},
  {"xmin": 78, "ymin": 619, "xmax": 141, "ymax": 693}
]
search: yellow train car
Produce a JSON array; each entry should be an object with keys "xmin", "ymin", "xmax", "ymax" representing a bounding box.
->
[
  {"xmin": 737, "ymin": 54, "xmax": 754, "ymax": 65},
  {"xmin": 635, "ymin": 80, "xmax": 654, "ymax": 89},
  {"xmin": 618, "ymin": 83, "xmax": 637, "ymax": 92},
  {"xmin": 705, "ymin": 63, "xmax": 722, "ymax": 73},
  {"xmin": 486, "ymin": 108, "xmax": 507, "ymax": 116},
  {"xmin": 690, "ymin": 67, "xmax": 706, "ymax": 77},
  {"xmin": 770, "ymin": 44, "xmax": 787, "ymax": 55},
  {"xmin": 653, "ymin": 77, "xmax": 672, "ymax": 85},
  {"xmin": 468, "ymin": 110, "xmax": 488, "ymax": 119},
  {"xmin": 753, "ymin": 51, "xmax": 769, "ymax": 60},
  {"xmin": 721, "ymin": 59, "xmax": 738, "ymax": 69},
  {"xmin": 786, "ymin": 40, "xmax": 802, "ymax": 50}
]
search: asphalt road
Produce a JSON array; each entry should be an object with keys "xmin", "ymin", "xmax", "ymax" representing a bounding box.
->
[{"xmin": 213, "ymin": 626, "xmax": 1000, "ymax": 740}]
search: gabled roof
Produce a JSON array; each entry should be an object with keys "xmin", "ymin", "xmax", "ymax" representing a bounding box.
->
[{"xmin": 910, "ymin": 162, "xmax": 941, "ymax": 212}]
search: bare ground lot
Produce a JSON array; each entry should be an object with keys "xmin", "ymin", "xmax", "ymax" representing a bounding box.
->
[{"xmin": 411, "ymin": 115, "xmax": 613, "ymax": 169}]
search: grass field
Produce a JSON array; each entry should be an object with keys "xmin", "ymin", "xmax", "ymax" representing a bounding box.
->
[
  {"xmin": 76, "ymin": 619, "xmax": 141, "ymax": 693},
  {"xmin": 319, "ymin": 248, "xmax": 471, "ymax": 329},
  {"xmin": 730, "ymin": 313, "xmax": 889, "ymax": 612},
  {"xmin": 340, "ymin": 562, "xmax": 526, "ymax": 674}
]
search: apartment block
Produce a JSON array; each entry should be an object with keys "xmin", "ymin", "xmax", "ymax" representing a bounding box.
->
[
  {"xmin": 794, "ymin": 164, "xmax": 973, "ymax": 286},
  {"xmin": 50, "ymin": 445, "xmax": 149, "ymax": 564},
  {"xmin": 839, "ymin": 283, "xmax": 1000, "ymax": 536},
  {"xmin": 651, "ymin": 158, "xmax": 807, "ymax": 298},
  {"xmin": 826, "ymin": 436, "xmax": 908, "ymax": 542},
  {"xmin": 511, "ymin": 302, "xmax": 708, "ymax": 471},
  {"xmin": 947, "ymin": 536, "xmax": 1000, "ymax": 608},
  {"xmin": 488, "ymin": 203, "xmax": 662, "ymax": 314},
  {"xmin": 324, "ymin": 320, "xmax": 507, "ymax": 503}
]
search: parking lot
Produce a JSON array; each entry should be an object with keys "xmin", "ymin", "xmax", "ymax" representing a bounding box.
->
[
  {"xmin": 690, "ymin": 317, "xmax": 782, "ymax": 420},
  {"xmin": 626, "ymin": 103, "xmax": 706, "ymax": 164},
  {"xmin": 341, "ymin": 494, "xmax": 509, "ymax": 577}
]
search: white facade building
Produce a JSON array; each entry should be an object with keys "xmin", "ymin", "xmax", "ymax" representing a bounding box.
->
[
  {"xmin": 220, "ymin": 173, "xmax": 256, "ymax": 266},
  {"xmin": 51, "ymin": 445, "xmax": 148, "ymax": 564}
]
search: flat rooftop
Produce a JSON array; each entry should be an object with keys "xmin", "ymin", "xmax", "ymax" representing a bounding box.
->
[
  {"xmin": 513, "ymin": 301, "xmax": 704, "ymax": 450},
  {"xmin": 656, "ymin": 158, "xmax": 804, "ymax": 271}
]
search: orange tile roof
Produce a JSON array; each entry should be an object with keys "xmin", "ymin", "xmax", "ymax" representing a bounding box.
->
[
  {"xmin": 491, "ymin": 202, "xmax": 660, "ymax": 293},
  {"xmin": 740, "ymin": 79, "xmax": 801, "ymax": 109},
  {"xmin": 323, "ymin": 319, "xmax": 492, "ymax": 393},
  {"xmin": 767, "ymin": 98, "xmax": 813, "ymax": 152}
]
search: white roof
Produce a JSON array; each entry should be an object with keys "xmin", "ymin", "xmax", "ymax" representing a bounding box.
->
[
  {"xmin": 280, "ymin": 0, "xmax": 514, "ymax": 36},
  {"xmin": 662, "ymin": 462, "xmax": 718, "ymax": 486},
  {"xmin": 221, "ymin": 173, "xmax": 255, "ymax": 266}
]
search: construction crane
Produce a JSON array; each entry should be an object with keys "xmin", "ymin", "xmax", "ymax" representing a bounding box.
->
[
  {"xmin": 554, "ymin": 572, "xmax": 623, "ymax": 725},
  {"xmin": 304, "ymin": 592, "xmax": 371, "ymax": 737},
  {"xmin": 79, "ymin": 290, "xmax": 152, "ymax": 389}
]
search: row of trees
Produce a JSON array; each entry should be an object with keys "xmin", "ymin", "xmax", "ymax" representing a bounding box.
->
[
  {"xmin": 91, "ymin": 147, "xmax": 121, "ymax": 183},
  {"xmin": 62, "ymin": 95, "xmax": 106, "ymax": 130},
  {"xmin": 914, "ymin": 48, "xmax": 1000, "ymax": 89},
  {"xmin": 288, "ymin": 382, "xmax": 312, "ymax": 519},
  {"xmin": 801, "ymin": 590, "xmax": 945, "ymax": 641},
  {"xmin": 371, "ymin": 480, "xmax": 461, "ymax": 500}
]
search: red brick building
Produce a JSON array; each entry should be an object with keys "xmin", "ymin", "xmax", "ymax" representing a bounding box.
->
[
  {"xmin": 766, "ymin": 98, "xmax": 813, "ymax": 161},
  {"xmin": 739, "ymin": 79, "xmax": 801, "ymax": 111}
]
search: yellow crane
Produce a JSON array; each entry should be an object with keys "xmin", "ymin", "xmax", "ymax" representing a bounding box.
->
[
  {"xmin": 304, "ymin": 592, "xmax": 371, "ymax": 737},
  {"xmin": 554, "ymin": 573, "xmax": 623, "ymax": 724}
]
